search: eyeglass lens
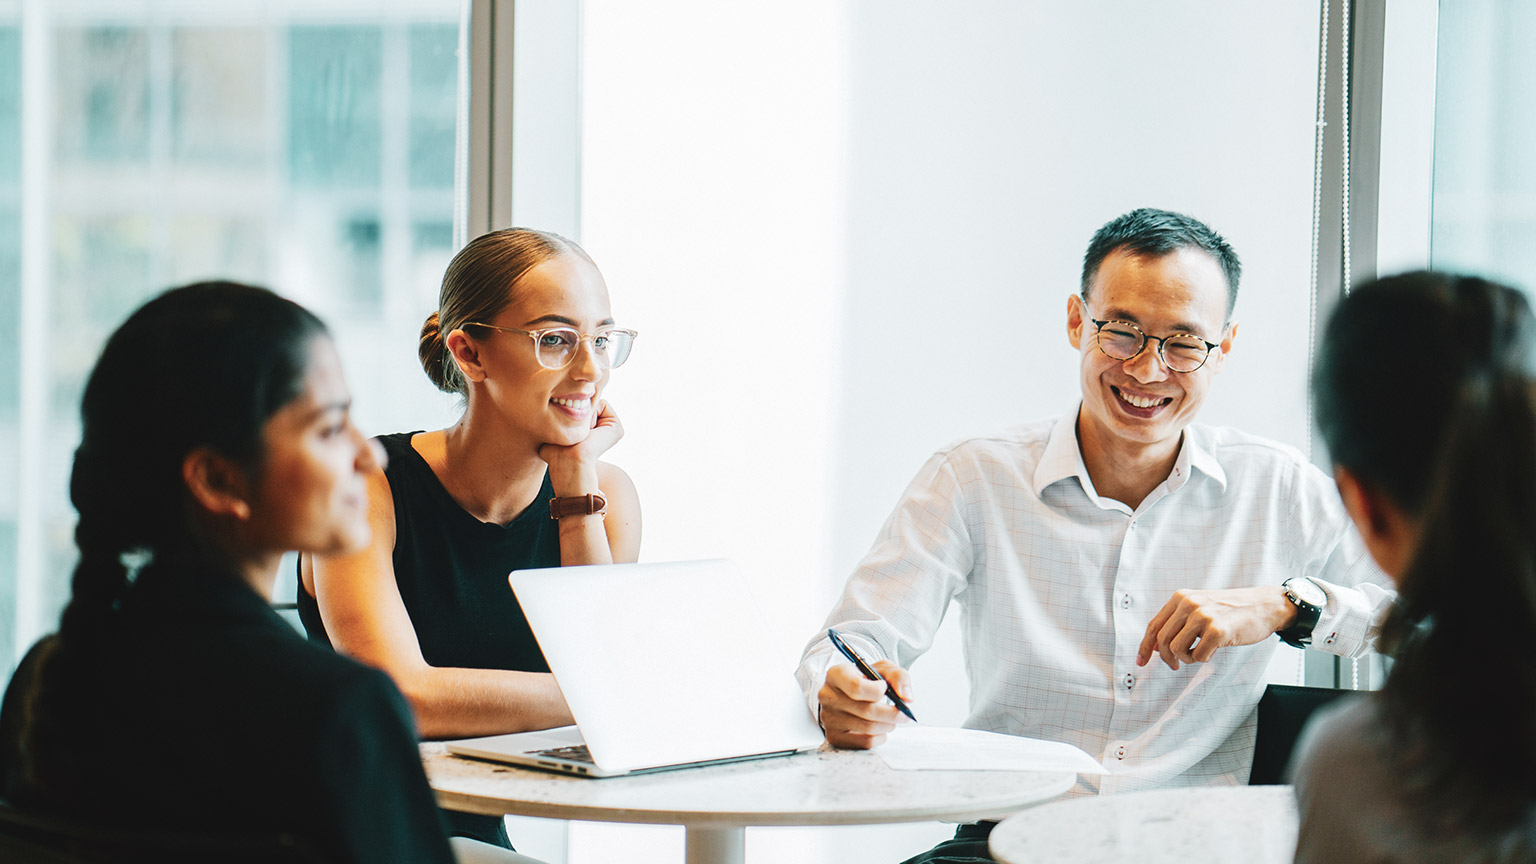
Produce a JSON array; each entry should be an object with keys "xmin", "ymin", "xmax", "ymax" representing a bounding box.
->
[
  {"xmin": 535, "ymin": 328, "xmax": 635, "ymax": 370},
  {"xmin": 1096, "ymin": 322, "xmax": 1210, "ymax": 373}
]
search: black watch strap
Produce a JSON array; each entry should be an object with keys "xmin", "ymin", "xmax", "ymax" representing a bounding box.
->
[{"xmin": 1277, "ymin": 577, "xmax": 1323, "ymax": 648}]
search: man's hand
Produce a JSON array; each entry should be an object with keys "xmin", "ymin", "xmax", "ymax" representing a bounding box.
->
[
  {"xmin": 816, "ymin": 660, "xmax": 915, "ymax": 749},
  {"xmin": 1136, "ymin": 586, "xmax": 1296, "ymax": 670}
]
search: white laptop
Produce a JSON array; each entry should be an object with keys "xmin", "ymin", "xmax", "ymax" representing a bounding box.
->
[{"xmin": 444, "ymin": 559, "xmax": 825, "ymax": 777}]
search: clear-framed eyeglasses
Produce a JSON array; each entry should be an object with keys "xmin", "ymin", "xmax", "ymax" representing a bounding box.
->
[
  {"xmin": 463, "ymin": 322, "xmax": 638, "ymax": 370},
  {"xmin": 1089, "ymin": 318, "xmax": 1220, "ymax": 373}
]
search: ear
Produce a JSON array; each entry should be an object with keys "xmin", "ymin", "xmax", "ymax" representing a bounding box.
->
[
  {"xmin": 1067, "ymin": 294, "xmax": 1087, "ymax": 350},
  {"xmin": 1333, "ymin": 466, "xmax": 1376, "ymax": 535},
  {"xmin": 444, "ymin": 328, "xmax": 487, "ymax": 384},
  {"xmin": 1207, "ymin": 320, "xmax": 1238, "ymax": 372},
  {"xmin": 1333, "ymin": 465, "xmax": 1412, "ymax": 580},
  {"xmin": 183, "ymin": 448, "xmax": 253, "ymax": 522}
]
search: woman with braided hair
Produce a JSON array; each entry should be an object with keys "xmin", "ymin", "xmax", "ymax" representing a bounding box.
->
[{"xmin": 0, "ymin": 282, "xmax": 531, "ymax": 863}]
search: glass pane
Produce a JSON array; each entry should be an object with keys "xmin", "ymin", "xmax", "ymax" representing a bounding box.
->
[
  {"xmin": 55, "ymin": 27, "xmax": 150, "ymax": 164},
  {"xmin": 172, "ymin": 28, "xmax": 269, "ymax": 170},
  {"xmin": 0, "ymin": 24, "xmax": 15, "ymax": 676},
  {"xmin": 1431, "ymin": 1, "xmax": 1536, "ymax": 291},
  {"xmin": 0, "ymin": 26, "xmax": 18, "ymax": 185},
  {"xmin": 410, "ymin": 24, "xmax": 457, "ymax": 190},
  {"xmin": 288, "ymin": 26, "xmax": 383, "ymax": 188}
]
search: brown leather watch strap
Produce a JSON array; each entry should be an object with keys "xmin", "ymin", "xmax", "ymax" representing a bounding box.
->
[{"xmin": 548, "ymin": 492, "xmax": 607, "ymax": 519}]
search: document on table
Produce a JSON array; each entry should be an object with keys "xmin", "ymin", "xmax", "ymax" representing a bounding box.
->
[{"xmin": 878, "ymin": 726, "xmax": 1108, "ymax": 774}]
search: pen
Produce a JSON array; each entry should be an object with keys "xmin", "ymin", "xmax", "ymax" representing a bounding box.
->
[{"xmin": 827, "ymin": 628, "xmax": 918, "ymax": 722}]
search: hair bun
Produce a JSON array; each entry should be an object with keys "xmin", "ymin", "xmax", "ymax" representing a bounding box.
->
[{"xmin": 418, "ymin": 311, "xmax": 460, "ymax": 394}]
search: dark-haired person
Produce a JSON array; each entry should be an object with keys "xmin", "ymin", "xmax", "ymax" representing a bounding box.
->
[
  {"xmin": 298, "ymin": 228, "xmax": 640, "ymax": 846},
  {"xmin": 1293, "ymin": 271, "xmax": 1536, "ymax": 862},
  {"xmin": 796, "ymin": 208, "xmax": 1395, "ymax": 863},
  {"xmin": 0, "ymin": 282, "xmax": 533, "ymax": 864}
]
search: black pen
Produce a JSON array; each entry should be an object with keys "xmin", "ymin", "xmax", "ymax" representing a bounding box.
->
[{"xmin": 827, "ymin": 628, "xmax": 918, "ymax": 722}]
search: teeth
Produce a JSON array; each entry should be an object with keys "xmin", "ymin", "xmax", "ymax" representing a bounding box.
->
[
  {"xmin": 552, "ymin": 397, "xmax": 591, "ymax": 409},
  {"xmin": 1119, "ymin": 391, "xmax": 1164, "ymax": 409}
]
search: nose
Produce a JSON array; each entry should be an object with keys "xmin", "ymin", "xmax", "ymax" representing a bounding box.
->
[
  {"xmin": 567, "ymin": 336, "xmax": 603, "ymax": 381},
  {"xmin": 356, "ymin": 427, "xmax": 385, "ymax": 473},
  {"xmin": 1122, "ymin": 340, "xmax": 1170, "ymax": 384}
]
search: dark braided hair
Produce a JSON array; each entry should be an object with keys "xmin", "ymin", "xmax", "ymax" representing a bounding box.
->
[
  {"xmin": 59, "ymin": 281, "xmax": 327, "ymax": 640},
  {"xmin": 25, "ymin": 282, "xmax": 327, "ymax": 796},
  {"xmin": 1313, "ymin": 271, "xmax": 1536, "ymax": 834}
]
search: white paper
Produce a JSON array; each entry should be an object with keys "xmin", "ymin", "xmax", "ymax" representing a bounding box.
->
[{"xmin": 877, "ymin": 726, "xmax": 1108, "ymax": 774}]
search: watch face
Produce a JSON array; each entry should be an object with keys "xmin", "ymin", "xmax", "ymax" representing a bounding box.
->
[{"xmin": 1287, "ymin": 578, "xmax": 1326, "ymax": 608}]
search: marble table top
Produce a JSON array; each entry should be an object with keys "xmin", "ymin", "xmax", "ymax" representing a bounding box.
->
[
  {"xmin": 422, "ymin": 742, "xmax": 1076, "ymax": 828},
  {"xmin": 989, "ymin": 785, "xmax": 1299, "ymax": 864}
]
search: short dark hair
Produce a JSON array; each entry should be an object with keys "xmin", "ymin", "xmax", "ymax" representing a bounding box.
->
[{"xmin": 1080, "ymin": 208, "xmax": 1242, "ymax": 317}]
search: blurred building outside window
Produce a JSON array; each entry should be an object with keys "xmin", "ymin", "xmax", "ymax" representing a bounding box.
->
[{"xmin": 1, "ymin": 0, "xmax": 462, "ymax": 674}]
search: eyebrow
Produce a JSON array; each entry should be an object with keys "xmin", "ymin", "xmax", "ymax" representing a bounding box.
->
[
  {"xmin": 1100, "ymin": 309, "xmax": 1210, "ymax": 336},
  {"xmin": 522, "ymin": 314, "xmax": 618, "ymax": 328},
  {"xmin": 299, "ymin": 400, "xmax": 351, "ymax": 422}
]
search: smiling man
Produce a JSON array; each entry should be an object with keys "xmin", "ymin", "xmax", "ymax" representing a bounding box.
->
[{"xmin": 796, "ymin": 208, "xmax": 1395, "ymax": 864}]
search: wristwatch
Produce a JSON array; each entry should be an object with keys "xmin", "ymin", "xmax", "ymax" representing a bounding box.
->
[
  {"xmin": 548, "ymin": 492, "xmax": 607, "ymax": 520},
  {"xmin": 1276, "ymin": 576, "xmax": 1326, "ymax": 648}
]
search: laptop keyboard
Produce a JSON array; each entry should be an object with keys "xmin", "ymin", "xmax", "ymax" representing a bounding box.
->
[{"xmin": 533, "ymin": 744, "xmax": 595, "ymax": 764}]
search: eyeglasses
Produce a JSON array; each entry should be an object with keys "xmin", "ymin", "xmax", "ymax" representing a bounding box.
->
[
  {"xmin": 1089, "ymin": 318, "xmax": 1220, "ymax": 373},
  {"xmin": 463, "ymin": 323, "xmax": 638, "ymax": 370}
]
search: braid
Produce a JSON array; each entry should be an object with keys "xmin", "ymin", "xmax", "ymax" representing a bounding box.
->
[{"xmin": 14, "ymin": 281, "xmax": 329, "ymax": 803}]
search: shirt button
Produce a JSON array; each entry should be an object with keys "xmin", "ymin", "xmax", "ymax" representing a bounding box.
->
[
  {"xmin": 1120, "ymin": 593, "xmax": 1132, "ymax": 610},
  {"xmin": 1128, "ymin": 521, "xmax": 1137, "ymax": 532},
  {"xmin": 1123, "ymin": 673, "xmax": 1135, "ymax": 689},
  {"xmin": 1115, "ymin": 745, "xmax": 1128, "ymax": 760}
]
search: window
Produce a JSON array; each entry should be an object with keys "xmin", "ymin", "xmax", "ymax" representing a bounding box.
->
[
  {"xmin": 1, "ymin": 1, "xmax": 460, "ymax": 674},
  {"xmin": 1430, "ymin": 2, "xmax": 1536, "ymax": 291}
]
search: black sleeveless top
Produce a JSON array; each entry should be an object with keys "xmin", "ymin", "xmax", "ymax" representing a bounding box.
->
[{"xmin": 297, "ymin": 432, "xmax": 557, "ymax": 673}]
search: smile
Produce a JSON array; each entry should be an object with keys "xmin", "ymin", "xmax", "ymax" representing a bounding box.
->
[
  {"xmin": 1113, "ymin": 387, "xmax": 1172, "ymax": 410},
  {"xmin": 551, "ymin": 396, "xmax": 591, "ymax": 410}
]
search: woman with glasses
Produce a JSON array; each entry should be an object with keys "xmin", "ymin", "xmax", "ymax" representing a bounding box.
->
[
  {"xmin": 1295, "ymin": 271, "xmax": 1536, "ymax": 862},
  {"xmin": 297, "ymin": 228, "xmax": 640, "ymax": 848},
  {"xmin": 0, "ymin": 283, "xmax": 464, "ymax": 863}
]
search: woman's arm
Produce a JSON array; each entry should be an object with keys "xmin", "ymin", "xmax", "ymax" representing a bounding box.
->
[
  {"xmin": 303, "ymin": 467, "xmax": 574, "ymax": 739},
  {"xmin": 540, "ymin": 399, "xmax": 642, "ymax": 565},
  {"xmin": 597, "ymin": 462, "xmax": 641, "ymax": 563}
]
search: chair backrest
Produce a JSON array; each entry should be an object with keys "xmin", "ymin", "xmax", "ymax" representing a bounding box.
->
[
  {"xmin": 1248, "ymin": 683, "xmax": 1359, "ymax": 785},
  {"xmin": 0, "ymin": 798, "xmax": 331, "ymax": 864}
]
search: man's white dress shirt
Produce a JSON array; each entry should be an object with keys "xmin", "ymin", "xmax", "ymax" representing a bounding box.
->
[{"xmin": 797, "ymin": 412, "xmax": 1394, "ymax": 793}]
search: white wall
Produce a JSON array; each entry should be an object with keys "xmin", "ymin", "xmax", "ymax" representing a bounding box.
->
[{"xmin": 573, "ymin": 3, "xmax": 1322, "ymax": 862}]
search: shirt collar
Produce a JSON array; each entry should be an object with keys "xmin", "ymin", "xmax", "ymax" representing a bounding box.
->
[
  {"xmin": 1180, "ymin": 423, "xmax": 1228, "ymax": 490},
  {"xmin": 1032, "ymin": 405, "xmax": 1229, "ymax": 500},
  {"xmin": 1033, "ymin": 411, "xmax": 1091, "ymax": 497}
]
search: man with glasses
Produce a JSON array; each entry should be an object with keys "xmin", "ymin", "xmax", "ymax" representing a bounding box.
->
[{"xmin": 797, "ymin": 208, "xmax": 1394, "ymax": 863}]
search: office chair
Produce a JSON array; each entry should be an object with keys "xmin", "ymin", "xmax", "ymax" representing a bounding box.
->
[
  {"xmin": 1248, "ymin": 683, "xmax": 1359, "ymax": 785},
  {"xmin": 0, "ymin": 798, "xmax": 330, "ymax": 864}
]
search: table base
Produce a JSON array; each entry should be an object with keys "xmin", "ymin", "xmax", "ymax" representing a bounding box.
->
[{"xmin": 685, "ymin": 826, "xmax": 744, "ymax": 864}]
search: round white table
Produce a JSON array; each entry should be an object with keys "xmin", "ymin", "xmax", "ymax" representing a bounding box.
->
[
  {"xmin": 423, "ymin": 743, "xmax": 1075, "ymax": 864},
  {"xmin": 989, "ymin": 785, "xmax": 1298, "ymax": 864}
]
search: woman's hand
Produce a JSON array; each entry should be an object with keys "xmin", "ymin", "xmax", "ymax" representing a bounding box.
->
[{"xmin": 538, "ymin": 399, "xmax": 624, "ymax": 495}]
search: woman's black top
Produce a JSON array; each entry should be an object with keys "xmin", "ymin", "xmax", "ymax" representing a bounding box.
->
[
  {"xmin": 298, "ymin": 431, "xmax": 557, "ymax": 673},
  {"xmin": 0, "ymin": 566, "xmax": 455, "ymax": 864},
  {"xmin": 296, "ymin": 431, "xmax": 561, "ymax": 846}
]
